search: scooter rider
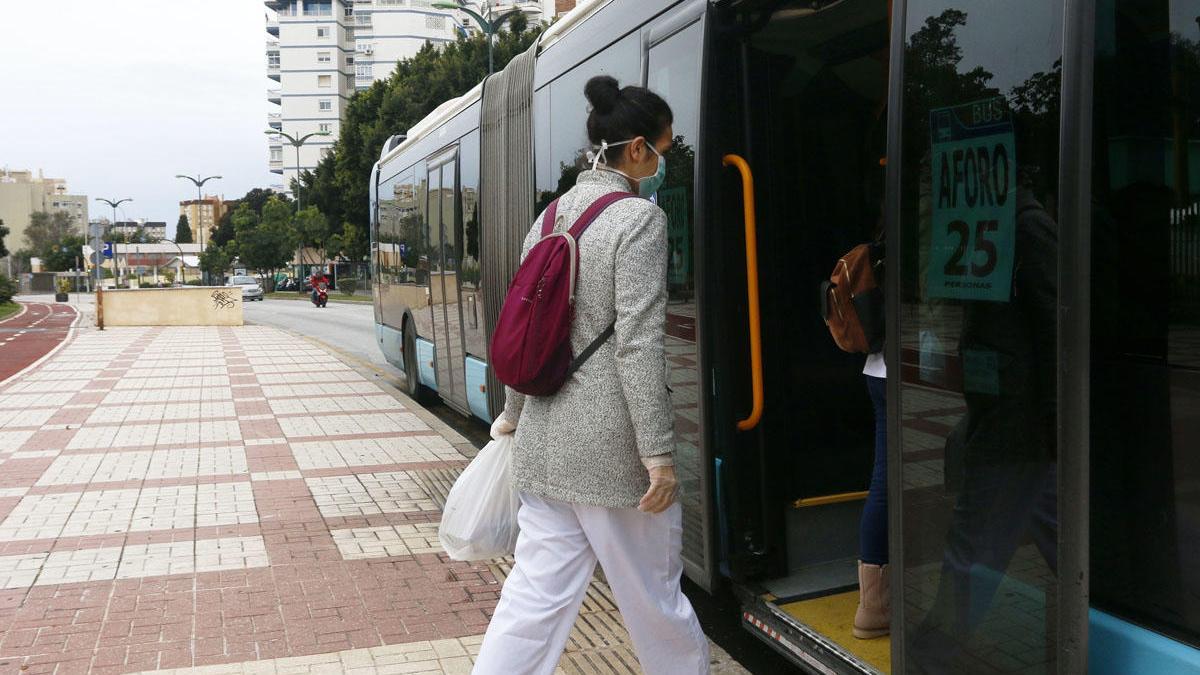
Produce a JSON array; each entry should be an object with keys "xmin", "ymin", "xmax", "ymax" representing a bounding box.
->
[{"xmin": 309, "ymin": 268, "xmax": 328, "ymax": 305}]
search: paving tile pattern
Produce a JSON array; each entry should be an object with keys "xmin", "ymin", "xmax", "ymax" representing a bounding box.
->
[{"xmin": 0, "ymin": 325, "xmax": 747, "ymax": 675}]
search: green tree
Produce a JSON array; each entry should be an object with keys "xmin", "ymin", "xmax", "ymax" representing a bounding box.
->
[
  {"xmin": 328, "ymin": 222, "xmax": 368, "ymax": 263},
  {"xmin": 0, "ymin": 219, "xmax": 9, "ymax": 258},
  {"xmin": 230, "ymin": 198, "xmax": 296, "ymax": 290},
  {"xmin": 293, "ymin": 206, "xmax": 331, "ymax": 266},
  {"xmin": 199, "ymin": 242, "xmax": 233, "ymax": 281},
  {"xmin": 175, "ymin": 214, "xmax": 193, "ymax": 243},
  {"xmin": 40, "ymin": 235, "xmax": 86, "ymax": 272},
  {"xmin": 23, "ymin": 211, "xmax": 74, "ymax": 254}
]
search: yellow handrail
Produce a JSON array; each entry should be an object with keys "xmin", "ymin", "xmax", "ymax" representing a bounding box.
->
[
  {"xmin": 793, "ymin": 491, "xmax": 870, "ymax": 509},
  {"xmin": 723, "ymin": 154, "xmax": 764, "ymax": 432}
]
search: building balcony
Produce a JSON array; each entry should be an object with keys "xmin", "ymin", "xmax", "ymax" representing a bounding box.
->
[
  {"xmin": 267, "ymin": 17, "xmax": 279, "ymax": 36},
  {"xmin": 268, "ymin": 112, "xmax": 282, "ymax": 129},
  {"xmin": 268, "ymin": 63, "xmax": 281, "ymax": 80},
  {"xmin": 269, "ymin": 157, "xmax": 284, "ymax": 173},
  {"xmin": 268, "ymin": 88, "xmax": 281, "ymax": 105}
]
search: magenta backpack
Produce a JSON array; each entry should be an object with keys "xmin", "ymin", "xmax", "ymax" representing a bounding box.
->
[{"xmin": 490, "ymin": 192, "xmax": 637, "ymax": 396}]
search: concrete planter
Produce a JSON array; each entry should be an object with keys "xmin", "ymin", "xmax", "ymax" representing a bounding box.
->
[{"xmin": 54, "ymin": 293, "xmax": 68, "ymax": 302}]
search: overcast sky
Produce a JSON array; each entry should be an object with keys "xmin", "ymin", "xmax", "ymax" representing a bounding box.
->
[{"xmin": 0, "ymin": 0, "xmax": 275, "ymax": 227}]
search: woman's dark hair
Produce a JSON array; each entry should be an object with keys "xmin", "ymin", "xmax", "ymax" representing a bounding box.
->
[{"xmin": 584, "ymin": 75, "xmax": 673, "ymax": 160}]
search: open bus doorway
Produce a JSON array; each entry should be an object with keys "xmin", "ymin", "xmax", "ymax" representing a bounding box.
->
[{"xmin": 707, "ymin": 0, "xmax": 892, "ymax": 671}]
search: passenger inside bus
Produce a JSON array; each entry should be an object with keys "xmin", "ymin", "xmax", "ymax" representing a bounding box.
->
[{"xmin": 709, "ymin": 0, "xmax": 894, "ymax": 670}]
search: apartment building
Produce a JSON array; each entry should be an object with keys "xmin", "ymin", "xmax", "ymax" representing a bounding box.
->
[
  {"xmin": 265, "ymin": 1, "xmax": 570, "ymax": 182},
  {"xmin": 0, "ymin": 168, "xmax": 88, "ymax": 253},
  {"xmin": 266, "ymin": 0, "xmax": 355, "ymax": 190},
  {"xmin": 178, "ymin": 196, "xmax": 227, "ymax": 246},
  {"xmin": 110, "ymin": 220, "xmax": 168, "ymax": 242}
]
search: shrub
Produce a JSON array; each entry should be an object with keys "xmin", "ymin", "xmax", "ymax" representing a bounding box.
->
[
  {"xmin": 0, "ymin": 275, "xmax": 15, "ymax": 304},
  {"xmin": 56, "ymin": 278, "xmax": 71, "ymax": 294},
  {"xmin": 340, "ymin": 278, "xmax": 357, "ymax": 296}
]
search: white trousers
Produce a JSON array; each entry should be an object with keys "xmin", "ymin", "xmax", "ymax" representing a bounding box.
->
[{"xmin": 473, "ymin": 492, "xmax": 710, "ymax": 675}]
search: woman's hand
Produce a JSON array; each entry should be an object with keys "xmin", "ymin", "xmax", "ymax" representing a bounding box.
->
[
  {"xmin": 638, "ymin": 464, "xmax": 678, "ymax": 513},
  {"xmin": 490, "ymin": 416, "xmax": 516, "ymax": 440}
]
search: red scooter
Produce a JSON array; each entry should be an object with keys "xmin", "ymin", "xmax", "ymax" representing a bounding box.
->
[{"xmin": 312, "ymin": 281, "xmax": 328, "ymax": 308}]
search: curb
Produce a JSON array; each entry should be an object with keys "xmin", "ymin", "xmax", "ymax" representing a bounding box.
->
[
  {"xmin": 0, "ymin": 301, "xmax": 29, "ymax": 325},
  {"xmin": 0, "ymin": 303, "xmax": 82, "ymax": 387}
]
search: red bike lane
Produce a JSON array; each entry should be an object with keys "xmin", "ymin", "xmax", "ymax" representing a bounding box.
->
[{"xmin": 0, "ymin": 301, "xmax": 78, "ymax": 383}]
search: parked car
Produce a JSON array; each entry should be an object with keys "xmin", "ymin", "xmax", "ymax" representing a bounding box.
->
[{"xmin": 226, "ymin": 275, "xmax": 264, "ymax": 301}]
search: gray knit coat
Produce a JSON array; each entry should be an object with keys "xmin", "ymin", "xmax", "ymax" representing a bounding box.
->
[{"xmin": 501, "ymin": 169, "xmax": 673, "ymax": 508}]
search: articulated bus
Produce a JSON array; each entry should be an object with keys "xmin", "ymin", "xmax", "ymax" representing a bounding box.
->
[{"xmin": 371, "ymin": 0, "xmax": 1200, "ymax": 671}]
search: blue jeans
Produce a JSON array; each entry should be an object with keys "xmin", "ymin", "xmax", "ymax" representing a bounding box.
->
[{"xmin": 860, "ymin": 375, "xmax": 888, "ymax": 565}]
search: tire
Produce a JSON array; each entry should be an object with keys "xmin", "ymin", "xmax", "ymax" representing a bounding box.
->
[{"xmin": 402, "ymin": 318, "xmax": 434, "ymax": 402}]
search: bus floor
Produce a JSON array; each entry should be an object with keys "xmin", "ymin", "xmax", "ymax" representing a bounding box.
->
[{"xmin": 772, "ymin": 591, "xmax": 892, "ymax": 674}]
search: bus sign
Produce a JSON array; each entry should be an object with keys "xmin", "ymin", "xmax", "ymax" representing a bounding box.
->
[{"xmin": 927, "ymin": 97, "xmax": 1016, "ymax": 302}]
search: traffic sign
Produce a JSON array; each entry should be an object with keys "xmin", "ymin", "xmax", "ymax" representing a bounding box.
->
[{"xmin": 102, "ymin": 242, "xmax": 114, "ymax": 259}]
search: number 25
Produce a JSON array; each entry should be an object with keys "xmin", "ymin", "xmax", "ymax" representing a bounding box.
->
[{"xmin": 943, "ymin": 219, "xmax": 999, "ymax": 277}]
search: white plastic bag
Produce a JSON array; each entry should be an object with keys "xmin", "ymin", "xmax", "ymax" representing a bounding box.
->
[{"xmin": 438, "ymin": 434, "xmax": 520, "ymax": 561}]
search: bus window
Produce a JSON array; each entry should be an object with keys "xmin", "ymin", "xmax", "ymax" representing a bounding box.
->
[
  {"xmin": 460, "ymin": 130, "xmax": 485, "ymax": 359},
  {"xmin": 896, "ymin": 1, "xmax": 1063, "ymax": 671},
  {"xmin": 1089, "ymin": 0, "xmax": 1200, "ymax": 650},
  {"xmin": 648, "ymin": 19, "xmax": 709, "ymax": 587},
  {"xmin": 536, "ymin": 31, "xmax": 641, "ymax": 213}
]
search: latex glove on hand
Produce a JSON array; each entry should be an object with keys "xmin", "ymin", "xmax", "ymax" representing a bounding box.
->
[
  {"xmin": 490, "ymin": 416, "xmax": 516, "ymax": 440},
  {"xmin": 638, "ymin": 464, "xmax": 678, "ymax": 514}
]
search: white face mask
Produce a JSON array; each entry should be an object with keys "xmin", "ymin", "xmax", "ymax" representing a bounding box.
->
[{"xmin": 587, "ymin": 139, "xmax": 667, "ymax": 198}]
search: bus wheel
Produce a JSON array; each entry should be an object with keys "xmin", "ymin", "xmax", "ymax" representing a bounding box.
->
[{"xmin": 402, "ymin": 319, "xmax": 433, "ymax": 403}]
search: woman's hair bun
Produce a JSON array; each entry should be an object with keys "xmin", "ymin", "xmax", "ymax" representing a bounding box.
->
[{"xmin": 584, "ymin": 75, "xmax": 621, "ymax": 115}]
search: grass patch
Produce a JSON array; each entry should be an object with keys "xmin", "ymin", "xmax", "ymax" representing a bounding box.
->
[
  {"xmin": 263, "ymin": 292, "xmax": 374, "ymax": 304},
  {"xmin": 0, "ymin": 302, "xmax": 20, "ymax": 322}
]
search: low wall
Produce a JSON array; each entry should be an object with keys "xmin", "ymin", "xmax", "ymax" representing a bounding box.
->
[{"xmin": 100, "ymin": 287, "xmax": 243, "ymax": 327}]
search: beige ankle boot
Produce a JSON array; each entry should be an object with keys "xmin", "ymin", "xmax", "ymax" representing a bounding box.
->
[{"xmin": 853, "ymin": 561, "xmax": 890, "ymax": 639}]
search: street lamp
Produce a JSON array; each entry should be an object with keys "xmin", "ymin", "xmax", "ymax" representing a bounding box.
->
[
  {"xmin": 433, "ymin": 1, "xmax": 524, "ymax": 75},
  {"xmin": 174, "ymin": 174, "xmax": 221, "ymax": 250},
  {"xmin": 94, "ymin": 197, "xmax": 131, "ymax": 290},
  {"xmin": 264, "ymin": 130, "xmax": 330, "ymax": 210}
]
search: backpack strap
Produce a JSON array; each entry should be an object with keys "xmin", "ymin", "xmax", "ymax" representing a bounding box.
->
[
  {"xmin": 566, "ymin": 321, "xmax": 616, "ymax": 378},
  {"xmin": 567, "ymin": 192, "xmax": 637, "ymax": 238},
  {"xmin": 539, "ymin": 198, "xmax": 560, "ymax": 237},
  {"xmin": 558, "ymin": 191, "xmax": 638, "ymax": 379}
]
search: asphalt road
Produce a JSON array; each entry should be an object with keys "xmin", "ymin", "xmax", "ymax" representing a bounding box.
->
[
  {"xmin": 244, "ymin": 297, "xmax": 801, "ymax": 673},
  {"xmin": 244, "ymin": 297, "xmax": 393, "ymax": 373}
]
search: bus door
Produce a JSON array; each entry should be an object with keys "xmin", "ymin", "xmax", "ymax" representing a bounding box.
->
[
  {"xmin": 426, "ymin": 147, "xmax": 469, "ymax": 412},
  {"xmin": 643, "ymin": 0, "xmax": 718, "ymax": 593},
  {"xmin": 705, "ymin": 0, "xmax": 892, "ymax": 671}
]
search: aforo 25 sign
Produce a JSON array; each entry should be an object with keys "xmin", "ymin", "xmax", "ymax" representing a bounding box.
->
[{"xmin": 927, "ymin": 97, "xmax": 1016, "ymax": 302}]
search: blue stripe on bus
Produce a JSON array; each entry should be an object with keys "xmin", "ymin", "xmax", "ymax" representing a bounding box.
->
[
  {"xmin": 465, "ymin": 356, "xmax": 490, "ymax": 422},
  {"xmin": 376, "ymin": 323, "xmax": 404, "ymax": 372},
  {"xmin": 1089, "ymin": 608, "xmax": 1200, "ymax": 674},
  {"xmin": 416, "ymin": 337, "xmax": 437, "ymax": 392}
]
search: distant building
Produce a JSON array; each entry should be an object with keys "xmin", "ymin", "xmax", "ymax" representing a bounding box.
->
[
  {"xmin": 178, "ymin": 196, "xmax": 226, "ymax": 245},
  {"xmin": 110, "ymin": 220, "xmax": 167, "ymax": 241},
  {"xmin": 263, "ymin": 0, "xmax": 562, "ymax": 188},
  {"xmin": 0, "ymin": 168, "xmax": 88, "ymax": 252}
]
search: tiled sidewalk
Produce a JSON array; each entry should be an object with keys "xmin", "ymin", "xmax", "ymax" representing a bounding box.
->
[{"xmin": 0, "ymin": 326, "xmax": 745, "ymax": 674}]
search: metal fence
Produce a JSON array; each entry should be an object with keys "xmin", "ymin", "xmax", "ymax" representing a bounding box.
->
[{"xmin": 1171, "ymin": 203, "xmax": 1200, "ymax": 314}]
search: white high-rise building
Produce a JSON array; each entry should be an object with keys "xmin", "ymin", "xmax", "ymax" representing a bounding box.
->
[
  {"xmin": 266, "ymin": 0, "xmax": 564, "ymax": 183},
  {"xmin": 266, "ymin": 0, "xmax": 355, "ymax": 190}
]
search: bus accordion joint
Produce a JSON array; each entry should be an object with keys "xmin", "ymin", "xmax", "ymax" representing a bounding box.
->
[{"xmin": 722, "ymin": 153, "xmax": 764, "ymax": 432}]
